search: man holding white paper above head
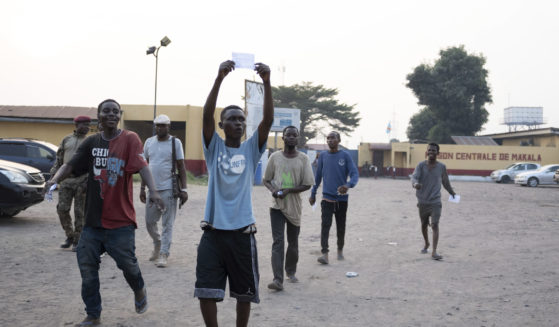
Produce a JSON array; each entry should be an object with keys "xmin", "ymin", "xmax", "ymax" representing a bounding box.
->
[
  {"xmin": 411, "ymin": 142, "xmax": 456, "ymax": 261},
  {"xmin": 195, "ymin": 60, "xmax": 273, "ymax": 327}
]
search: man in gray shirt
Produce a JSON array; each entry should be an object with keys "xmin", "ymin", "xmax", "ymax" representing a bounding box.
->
[{"xmin": 411, "ymin": 143, "xmax": 455, "ymax": 260}]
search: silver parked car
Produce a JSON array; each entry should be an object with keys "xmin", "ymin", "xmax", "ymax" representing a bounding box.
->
[
  {"xmin": 490, "ymin": 162, "xmax": 540, "ymax": 183},
  {"xmin": 514, "ymin": 164, "xmax": 559, "ymax": 187}
]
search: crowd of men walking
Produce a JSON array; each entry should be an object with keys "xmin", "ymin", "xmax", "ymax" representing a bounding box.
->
[{"xmin": 45, "ymin": 60, "xmax": 454, "ymax": 327}]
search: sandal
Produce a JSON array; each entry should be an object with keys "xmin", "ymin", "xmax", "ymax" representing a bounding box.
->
[
  {"xmin": 135, "ymin": 288, "xmax": 148, "ymax": 314},
  {"xmin": 432, "ymin": 254, "xmax": 443, "ymax": 261},
  {"xmin": 76, "ymin": 315, "xmax": 100, "ymax": 326}
]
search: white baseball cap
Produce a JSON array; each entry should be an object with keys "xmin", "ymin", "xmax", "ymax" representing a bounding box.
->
[{"xmin": 154, "ymin": 114, "xmax": 171, "ymax": 124}]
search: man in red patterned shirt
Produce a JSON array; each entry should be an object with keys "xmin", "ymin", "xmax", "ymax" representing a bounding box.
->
[{"xmin": 45, "ymin": 99, "xmax": 165, "ymax": 326}]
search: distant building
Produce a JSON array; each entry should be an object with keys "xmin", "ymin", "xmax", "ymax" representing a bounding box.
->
[
  {"xmin": 0, "ymin": 104, "xmax": 228, "ymax": 176},
  {"xmin": 357, "ymin": 128, "xmax": 559, "ymax": 177},
  {"xmin": 483, "ymin": 127, "xmax": 559, "ymax": 147}
]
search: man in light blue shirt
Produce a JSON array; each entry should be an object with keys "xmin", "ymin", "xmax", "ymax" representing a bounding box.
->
[{"xmin": 194, "ymin": 60, "xmax": 274, "ymax": 327}]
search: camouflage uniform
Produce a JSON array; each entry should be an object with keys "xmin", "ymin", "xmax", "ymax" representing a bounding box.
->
[{"xmin": 51, "ymin": 132, "xmax": 88, "ymax": 244}]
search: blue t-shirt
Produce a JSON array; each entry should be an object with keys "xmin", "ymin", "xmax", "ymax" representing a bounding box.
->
[
  {"xmin": 311, "ymin": 150, "xmax": 359, "ymax": 201},
  {"xmin": 203, "ymin": 131, "xmax": 265, "ymax": 230}
]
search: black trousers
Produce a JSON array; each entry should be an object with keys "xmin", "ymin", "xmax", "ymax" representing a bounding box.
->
[
  {"xmin": 320, "ymin": 200, "xmax": 348, "ymax": 254},
  {"xmin": 270, "ymin": 209, "xmax": 300, "ymax": 283}
]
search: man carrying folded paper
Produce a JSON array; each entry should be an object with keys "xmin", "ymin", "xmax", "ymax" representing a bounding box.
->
[{"xmin": 411, "ymin": 142, "xmax": 456, "ymax": 261}]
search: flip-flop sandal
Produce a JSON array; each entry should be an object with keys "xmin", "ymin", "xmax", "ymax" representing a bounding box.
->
[
  {"xmin": 421, "ymin": 248, "xmax": 429, "ymax": 254},
  {"xmin": 76, "ymin": 316, "xmax": 101, "ymax": 326},
  {"xmin": 135, "ymin": 289, "xmax": 148, "ymax": 314},
  {"xmin": 432, "ymin": 254, "xmax": 443, "ymax": 260}
]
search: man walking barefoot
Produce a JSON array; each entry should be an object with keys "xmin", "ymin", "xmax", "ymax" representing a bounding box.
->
[{"xmin": 411, "ymin": 142, "xmax": 456, "ymax": 261}]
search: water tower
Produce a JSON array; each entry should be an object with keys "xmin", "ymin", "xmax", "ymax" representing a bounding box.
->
[{"xmin": 502, "ymin": 106, "xmax": 546, "ymax": 132}]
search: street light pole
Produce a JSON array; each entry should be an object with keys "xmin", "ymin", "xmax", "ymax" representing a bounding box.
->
[
  {"xmin": 152, "ymin": 47, "xmax": 159, "ymax": 135},
  {"xmin": 146, "ymin": 36, "xmax": 171, "ymax": 135}
]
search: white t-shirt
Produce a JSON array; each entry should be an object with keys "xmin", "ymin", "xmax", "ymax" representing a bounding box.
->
[{"xmin": 143, "ymin": 136, "xmax": 184, "ymax": 191}]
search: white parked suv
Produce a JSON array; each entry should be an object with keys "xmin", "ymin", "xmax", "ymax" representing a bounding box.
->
[
  {"xmin": 515, "ymin": 164, "xmax": 559, "ymax": 187},
  {"xmin": 490, "ymin": 162, "xmax": 540, "ymax": 183}
]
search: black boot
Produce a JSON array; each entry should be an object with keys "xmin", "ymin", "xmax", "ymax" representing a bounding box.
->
[{"xmin": 60, "ymin": 238, "xmax": 72, "ymax": 249}]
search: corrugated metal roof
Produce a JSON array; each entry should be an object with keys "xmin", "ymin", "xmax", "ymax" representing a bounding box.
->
[
  {"xmin": 306, "ymin": 144, "xmax": 348, "ymax": 151},
  {"xmin": 451, "ymin": 136, "xmax": 498, "ymax": 146},
  {"xmin": 368, "ymin": 143, "xmax": 392, "ymax": 150},
  {"xmin": 0, "ymin": 106, "xmax": 97, "ymax": 120},
  {"xmin": 483, "ymin": 127, "xmax": 559, "ymax": 138},
  {"xmin": 306, "ymin": 144, "xmax": 331, "ymax": 151}
]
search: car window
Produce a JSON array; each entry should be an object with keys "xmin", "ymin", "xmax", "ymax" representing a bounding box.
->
[
  {"xmin": 37, "ymin": 146, "xmax": 53, "ymax": 159},
  {"xmin": 512, "ymin": 165, "xmax": 522, "ymax": 171},
  {"xmin": 527, "ymin": 164, "xmax": 538, "ymax": 170},
  {"xmin": 26, "ymin": 145, "xmax": 51, "ymax": 159},
  {"xmin": 0, "ymin": 143, "xmax": 26, "ymax": 157}
]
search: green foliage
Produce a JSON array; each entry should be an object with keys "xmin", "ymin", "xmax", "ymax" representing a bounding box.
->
[
  {"xmin": 186, "ymin": 170, "xmax": 208, "ymax": 186},
  {"xmin": 406, "ymin": 45, "xmax": 492, "ymax": 143},
  {"xmin": 272, "ymin": 82, "xmax": 361, "ymax": 146},
  {"xmin": 406, "ymin": 108, "xmax": 436, "ymax": 142}
]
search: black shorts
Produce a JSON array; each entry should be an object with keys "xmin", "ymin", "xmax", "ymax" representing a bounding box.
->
[{"xmin": 194, "ymin": 229, "xmax": 260, "ymax": 303}]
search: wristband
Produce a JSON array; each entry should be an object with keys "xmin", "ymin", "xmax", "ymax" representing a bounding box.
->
[{"xmin": 180, "ymin": 188, "xmax": 188, "ymax": 192}]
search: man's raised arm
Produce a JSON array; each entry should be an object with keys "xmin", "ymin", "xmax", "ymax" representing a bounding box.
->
[
  {"xmin": 202, "ymin": 60, "xmax": 235, "ymax": 147},
  {"xmin": 255, "ymin": 63, "xmax": 274, "ymax": 149}
]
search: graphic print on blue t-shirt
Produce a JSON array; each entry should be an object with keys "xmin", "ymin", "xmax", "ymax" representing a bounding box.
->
[
  {"xmin": 218, "ymin": 152, "xmax": 246, "ymax": 175},
  {"xmin": 202, "ymin": 131, "xmax": 265, "ymax": 230}
]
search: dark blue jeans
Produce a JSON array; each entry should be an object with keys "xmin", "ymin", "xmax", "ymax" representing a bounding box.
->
[
  {"xmin": 76, "ymin": 225, "xmax": 145, "ymax": 318},
  {"xmin": 320, "ymin": 200, "xmax": 348, "ymax": 254}
]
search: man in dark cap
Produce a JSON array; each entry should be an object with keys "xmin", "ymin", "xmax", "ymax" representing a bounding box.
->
[{"xmin": 50, "ymin": 115, "xmax": 91, "ymax": 251}]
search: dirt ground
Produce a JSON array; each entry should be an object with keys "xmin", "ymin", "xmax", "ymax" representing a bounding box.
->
[{"xmin": 1, "ymin": 178, "xmax": 558, "ymax": 327}]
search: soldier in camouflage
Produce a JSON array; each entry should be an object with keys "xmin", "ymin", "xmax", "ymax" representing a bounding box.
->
[{"xmin": 50, "ymin": 115, "xmax": 91, "ymax": 251}]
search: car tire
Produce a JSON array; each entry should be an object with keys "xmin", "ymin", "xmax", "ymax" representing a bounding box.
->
[
  {"xmin": 501, "ymin": 175, "xmax": 511, "ymax": 184},
  {"xmin": 528, "ymin": 177, "xmax": 539, "ymax": 187},
  {"xmin": 0, "ymin": 209, "xmax": 21, "ymax": 217}
]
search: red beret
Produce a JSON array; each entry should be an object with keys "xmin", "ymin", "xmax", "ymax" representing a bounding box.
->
[{"xmin": 74, "ymin": 115, "xmax": 91, "ymax": 123}]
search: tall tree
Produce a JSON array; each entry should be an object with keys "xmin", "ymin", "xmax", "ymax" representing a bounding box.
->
[
  {"xmin": 406, "ymin": 46, "xmax": 492, "ymax": 143},
  {"xmin": 272, "ymin": 82, "xmax": 360, "ymax": 146},
  {"xmin": 406, "ymin": 108, "xmax": 436, "ymax": 142}
]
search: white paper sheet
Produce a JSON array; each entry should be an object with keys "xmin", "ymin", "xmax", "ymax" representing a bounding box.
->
[
  {"xmin": 448, "ymin": 194, "xmax": 461, "ymax": 203},
  {"xmin": 232, "ymin": 52, "xmax": 255, "ymax": 69}
]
